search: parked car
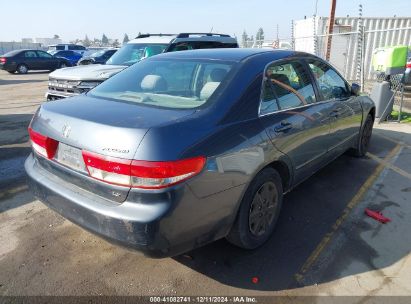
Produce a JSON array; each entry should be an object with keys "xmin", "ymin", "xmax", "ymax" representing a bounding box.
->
[
  {"xmin": 45, "ymin": 33, "xmax": 238, "ymax": 100},
  {"xmin": 48, "ymin": 44, "xmax": 87, "ymax": 55},
  {"xmin": 0, "ymin": 49, "xmax": 71, "ymax": 74},
  {"xmin": 49, "ymin": 50, "xmax": 83, "ymax": 66},
  {"xmin": 26, "ymin": 49, "xmax": 375, "ymax": 257},
  {"xmin": 77, "ymin": 49, "xmax": 117, "ymax": 65}
]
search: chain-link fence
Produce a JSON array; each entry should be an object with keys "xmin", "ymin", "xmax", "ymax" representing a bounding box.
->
[{"xmin": 0, "ymin": 42, "xmax": 46, "ymax": 55}]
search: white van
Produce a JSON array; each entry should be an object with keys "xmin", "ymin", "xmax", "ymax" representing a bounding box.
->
[{"xmin": 48, "ymin": 44, "xmax": 87, "ymax": 55}]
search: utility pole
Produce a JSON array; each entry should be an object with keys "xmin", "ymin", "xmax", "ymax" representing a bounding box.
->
[{"xmin": 325, "ymin": 0, "xmax": 337, "ymax": 61}]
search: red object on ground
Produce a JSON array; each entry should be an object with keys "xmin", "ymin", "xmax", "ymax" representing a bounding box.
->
[
  {"xmin": 365, "ymin": 208, "xmax": 391, "ymax": 224},
  {"xmin": 251, "ymin": 277, "xmax": 259, "ymax": 284}
]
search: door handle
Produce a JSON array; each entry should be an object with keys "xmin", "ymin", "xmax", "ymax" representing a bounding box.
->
[{"xmin": 274, "ymin": 121, "xmax": 292, "ymax": 133}]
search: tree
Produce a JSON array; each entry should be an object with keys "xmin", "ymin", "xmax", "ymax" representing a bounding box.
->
[
  {"xmin": 53, "ymin": 34, "xmax": 60, "ymax": 39},
  {"xmin": 123, "ymin": 34, "xmax": 130, "ymax": 44},
  {"xmin": 255, "ymin": 28, "xmax": 264, "ymax": 47},
  {"xmin": 241, "ymin": 30, "xmax": 248, "ymax": 48},
  {"xmin": 102, "ymin": 34, "xmax": 109, "ymax": 45},
  {"xmin": 113, "ymin": 39, "xmax": 120, "ymax": 47},
  {"xmin": 83, "ymin": 35, "xmax": 91, "ymax": 47}
]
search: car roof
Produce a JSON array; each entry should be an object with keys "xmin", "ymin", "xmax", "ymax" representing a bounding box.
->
[
  {"xmin": 149, "ymin": 48, "xmax": 301, "ymax": 62},
  {"xmin": 128, "ymin": 36, "xmax": 176, "ymax": 44},
  {"xmin": 128, "ymin": 33, "xmax": 238, "ymax": 45}
]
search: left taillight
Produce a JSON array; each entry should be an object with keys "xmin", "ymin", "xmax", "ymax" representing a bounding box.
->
[
  {"xmin": 82, "ymin": 150, "xmax": 206, "ymax": 189},
  {"xmin": 28, "ymin": 127, "xmax": 58, "ymax": 159},
  {"xmin": 0, "ymin": 57, "xmax": 6, "ymax": 64}
]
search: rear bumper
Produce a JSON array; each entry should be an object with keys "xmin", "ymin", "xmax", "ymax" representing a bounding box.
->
[
  {"xmin": 0, "ymin": 63, "xmax": 16, "ymax": 72},
  {"xmin": 25, "ymin": 154, "xmax": 240, "ymax": 257},
  {"xmin": 25, "ymin": 154, "xmax": 171, "ymax": 256}
]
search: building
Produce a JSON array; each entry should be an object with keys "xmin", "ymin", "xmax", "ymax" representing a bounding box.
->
[
  {"xmin": 34, "ymin": 37, "xmax": 63, "ymax": 46},
  {"xmin": 293, "ymin": 16, "xmax": 411, "ymax": 80},
  {"xmin": 21, "ymin": 38, "xmax": 33, "ymax": 44}
]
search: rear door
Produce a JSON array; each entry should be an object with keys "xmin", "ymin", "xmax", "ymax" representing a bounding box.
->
[
  {"xmin": 23, "ymin": 50, "xmax": 39, "ymax": 69},
  {"xmin": 305, "ymin": 59, "xmax": 362, "ymax": 156},
  {"xmin": 259, "ymin": 59, "xmax": 333, "ymax": 184}
]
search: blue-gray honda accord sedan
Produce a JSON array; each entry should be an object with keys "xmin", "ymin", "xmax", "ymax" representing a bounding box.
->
[{"xmin": 25, "ymin": 49, "xmax": 375, "ymax": 257}]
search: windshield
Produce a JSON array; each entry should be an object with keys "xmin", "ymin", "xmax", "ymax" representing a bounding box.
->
[
  {"xmin": 106, "ymin": 43, "xmax": 168, "ymax": 66},
  {"xmin": 90, "ymin": 58, "xmax": 234, "ymax": 109}
]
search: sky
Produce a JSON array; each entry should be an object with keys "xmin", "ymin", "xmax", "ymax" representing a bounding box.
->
[{"xmin": 0, "ymin": 0, "xmax": 410, "ymax": 42}]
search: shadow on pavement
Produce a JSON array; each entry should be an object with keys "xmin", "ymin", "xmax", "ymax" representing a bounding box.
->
[
  {"xmin": 0, "ymin": 78, "xmax": 47, "ymax": 85},
  {"xmin": 174, "ymin": 128, "xmax": 411, "ymax": 291},
  {"xmin": 0, "ymin": 113, "xmax": 33, "ymax": 146},
  {"xmin": 0, "ymin": 114, "xmax": 34, "ymax": 212}
]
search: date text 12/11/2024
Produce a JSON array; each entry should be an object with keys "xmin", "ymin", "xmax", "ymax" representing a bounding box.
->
[{"xmin": 149, "ymin": 296, "xmax": 257, "ymax": 303}]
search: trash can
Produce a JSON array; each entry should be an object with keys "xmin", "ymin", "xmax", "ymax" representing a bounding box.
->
[{"xmin": 370, "ymin": 81, "xmax": 394, "ymax": 118}]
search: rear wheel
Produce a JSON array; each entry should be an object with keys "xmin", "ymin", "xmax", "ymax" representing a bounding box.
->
[
  {"xmin": 226, "ymin": 168, "xmax": 283, "ymax": 249},
  {"xmin": 351, "ymin": 114, "xmax": 373, "ymax": 157},
  {"xmin": 16, "ymin": 64, "xmax": 28, "ymax": 74}
]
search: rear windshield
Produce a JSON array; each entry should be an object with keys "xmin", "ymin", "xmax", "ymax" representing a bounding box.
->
[
  {"xmin": 90, "ymin": 58, "xmax": 234, "ymax": 109},
  {"xmin": 106, "ymin": 43, "xmax": 168, "ymax": 66}
]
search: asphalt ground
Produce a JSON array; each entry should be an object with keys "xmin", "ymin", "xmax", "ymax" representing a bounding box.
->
[{"xmin": 1, "ymin": 70, "xmax": 410, "ymax": 301}]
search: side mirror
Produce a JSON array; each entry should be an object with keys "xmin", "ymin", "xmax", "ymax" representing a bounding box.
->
[{"xmin": 351, "ymin": 83, "xmax": 361, "ymax": 96}]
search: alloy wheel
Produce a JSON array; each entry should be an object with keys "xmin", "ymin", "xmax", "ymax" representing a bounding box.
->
[{"xmin": 248, "ymin": 181, "xmax": 278, "ymax": 237}]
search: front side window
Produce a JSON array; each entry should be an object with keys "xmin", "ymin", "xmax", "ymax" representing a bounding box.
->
[
  {"xmin": 260, "ymin": 60, "xmax": 316, "ymax": 115},
  {"xmin": 307, "ymin": 60, "xmax": 350, "ymax": 100},
  {"xmin": 90, "ymin": 58, "xmax": 234, "ymax": 109},
  {"xmin": 106, "ymin": 43, "xmax": 168, "ymax": 66},
  {"xmin": 37, "ymin": 51, "xmax": 52, "ymax": 58}
]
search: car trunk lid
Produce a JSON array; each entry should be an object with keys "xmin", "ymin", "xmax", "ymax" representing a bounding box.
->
[{"xmin": 30, "ymin": 95, "xmax": 195, "ymax": 202}]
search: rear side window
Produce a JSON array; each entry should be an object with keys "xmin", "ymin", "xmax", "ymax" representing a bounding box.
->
[
  {"xmin": 307, "ymin": 59, "xmax": 350, "ymax": 100},
  {"xmin": 168, "ymin": 41, "xmax": 237, "ymax": 52},
  {"xmin": 260, "ymin": 60, "xmax": 316, "ymax": 115},
  {"xmin": 68, "ymin": 45, "xmax": 86, "ymax": 51},
  {"xmin": 24, "ymin": 51, "xmax": 37, "ymax": 58}
]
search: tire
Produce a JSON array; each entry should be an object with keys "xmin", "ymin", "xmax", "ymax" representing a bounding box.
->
[
  {"xmin": 226, "ymin": 167, "xmax": 283, "ymax": 249},
  {"xmin": 351, "ymin": 113, "xmax": 374, "ymax": 157},
  {"xmin": 16, "ymin": 64, "xmax": 28, "ymax": 74}
]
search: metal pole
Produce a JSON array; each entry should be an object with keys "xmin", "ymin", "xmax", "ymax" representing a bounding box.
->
[
  {"xmin": 356, "ymin": 4, "xmax": 363, "ymax": 87},
  {"xmin": 313, "ymin": 16, "xmax": 317, "ymax": 56},
  {"xmin": 325, "ymin": 0, "xmax": 337, "ymax": 61},
  {"xmin": 361, "ymin": 27, "xmax": 366, "ymax": 92}
]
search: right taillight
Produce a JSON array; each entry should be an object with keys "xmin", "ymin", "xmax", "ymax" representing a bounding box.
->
[
  {"xmin": 406, "ymin": 63, "xmax": 411, "ymax": 68},
  {"xmin": 82, "ymin": 150, "xmax": 205, "ymax": 189},
  {"xmin": 28, "ymin": 127, "xmax": 58, "ymax": 159}
]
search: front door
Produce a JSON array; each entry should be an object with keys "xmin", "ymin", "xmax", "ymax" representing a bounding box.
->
[{"xmin": 259, "ymin": 59, "xmax": 333, "ymax": 185}]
